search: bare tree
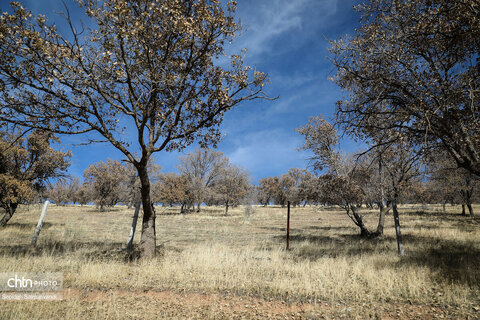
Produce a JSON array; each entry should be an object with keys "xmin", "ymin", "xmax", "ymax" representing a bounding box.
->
[
  {"xmin": 286, "ymin": 168, "xmax": 314, "ymax": 207},
  {"xmin": 47, "ymin": 180, "xmax": 70, "ymax": 206},
  {"xmin": 177, "ymin": 148, "xmax": 228, "ymax": 212},
  {"xmin": 213, "ymin": 164, "xmax": 250, "ymax": 215},
  {"xmin": 75, "ymin": 182, "xmax": 91, "ymax": 206},
  {"xmin": 428, "ymin": 153, "xmax": 479, "ymax": 215},
  {"xmin": 258, "ymin": 177, "xmax": 279, "ymax": 206},
  {"xmin": 154, "ymin": 173, "xmax": 193, "ymax": 213},
  {"xmin": 83, "ymin": 159, "xmax": 128, "ymax": 211},
  {"xmin": 0, "ymin": 0, "xmax": 271, "ymax": 256}
]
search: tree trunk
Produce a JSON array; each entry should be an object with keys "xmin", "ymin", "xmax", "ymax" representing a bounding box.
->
[
  {"xmin": 137, "ymin": 163, "xmax": 156, "ymax": 258},
  {"xmin": 225, "ymin": 201, "xmax": 229, "ymax": 216},
  {"xmin": 375, "ymin": 202, "xmax": 391, "ymax": 237},
  {"xmin": 196, "ymin": 202, "xmax": 201, "ymax": 213},
  {"xmin": 0, "ymin": 203, "xmax": 17, "ymax": 227},
  {"xmin": 392, "ymin": 200, "xmax": 404, "ymax": 256},
  {"xmin": 349, "ymin": 206, "xmax": 371, "ymax": 237},
  {"xmin": 467, "ymin": 203, "xmax": 474, "ymax": 216},
  {"xmin": 373, "ymin": 155, "xmax": 388, "ymax": 237},
  {"xmin": 462, "ymin": 204, "xmax": 466, "ymax": 215}
]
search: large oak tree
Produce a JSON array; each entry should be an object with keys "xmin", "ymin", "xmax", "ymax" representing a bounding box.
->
[
  {"xmin": 330, "ymin": 0, "xmax": 480, "ymax": 176},
  {"xmin": 0, "ymin": 0, "xmax": 271, "ymax": 256}
]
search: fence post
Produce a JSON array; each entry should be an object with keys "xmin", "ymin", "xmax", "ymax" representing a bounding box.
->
[
  {"xmin": 286, "ymin": 201, "xmax": 291, "ymax": 250},
  {"xmin": 127, "ymin": 202, "xmax": 141, "ymax": 250},
  {"xmin": 31, "ymin": 200, "xmax": 50, "ymax": 246}
]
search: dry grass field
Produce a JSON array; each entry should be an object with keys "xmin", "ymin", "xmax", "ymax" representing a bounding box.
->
[{"xmin": 0, "ymin": 203, "xmax": 479, "ymax": 319}]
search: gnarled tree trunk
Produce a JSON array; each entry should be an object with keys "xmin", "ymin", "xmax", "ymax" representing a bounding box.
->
[
  {"xmin": 373, "ymin": 202, "xmax": 392, "ymax": 237},
  {"xmin": 0, "ymin": 203, "xmax": 18, "ymax": 227},
  {"xmin": 348, "ymin": 205, "xmax": 371, "ymax": 237},
  {"xmin": 137, "ymin": 163, "xmax": 156, "ymax": 258}
]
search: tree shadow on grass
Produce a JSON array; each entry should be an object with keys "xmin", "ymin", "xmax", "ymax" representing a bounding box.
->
[
  {"xmin": 271, "ymin": 230, "xmax": 480, "ymax": 286},
  {"xmin": 0, "ymin": 240, "xmax": 134, "ymax": 262},
  {"xmin": 2, "ymin": 222, "xmax": 55, "ymax": 230},
  {"xmin": 396, "ymin": 234, "xmax": 480, "ymax": 287},
  {"xmin": 272, "ymin": 232, "xmax": 395, "ymax": 260},
  {"xmin": 258, "ymin": 226, "xmax": 353, "ymax": 233},
  {"xmin": 402, "ymin": 209, "xmax": 479, "ymax": 221},
  {"xmin": 306, "ymin": 225, "xmax": 354, "ymax": 232}
]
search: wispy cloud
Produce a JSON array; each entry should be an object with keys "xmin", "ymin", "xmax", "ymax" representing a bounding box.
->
[
  {"xmin": 234, "ymin": 0, "xmax": 307, "ymax": 56},
  {"xmin": 225, "ymin": 129, "xmax": 310, "ymax": 181},
  {"xmin": 230, "ymin": 0, "xmax": 340, "ymax": 58}
]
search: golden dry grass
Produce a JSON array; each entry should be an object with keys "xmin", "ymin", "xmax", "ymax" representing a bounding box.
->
[{"xmin": 0, "ymin": 203, "xmax": 479, "ymax": 319}]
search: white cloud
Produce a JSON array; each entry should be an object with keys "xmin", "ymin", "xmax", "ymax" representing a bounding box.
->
[
  {"xmin": 225, "ymin": 129, "xmax": 310, "ymax": 180},
  {"xmin": 229, "ymin": 0, "xmax": 339, "ymax": 57}
]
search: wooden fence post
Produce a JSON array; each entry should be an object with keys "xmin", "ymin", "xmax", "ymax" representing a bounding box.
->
[
  {"xmin": 31, "ymin": 200, "xmax": 50, "ymax": 246},
  {"xmin": 127, "ymin": 202, "xmax": 141, "ymax": 250}
]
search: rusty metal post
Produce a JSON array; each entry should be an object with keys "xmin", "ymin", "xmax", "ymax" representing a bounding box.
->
[{"xmin": 286, "ymin": 201, "xmax": 290, "ymax": 250}]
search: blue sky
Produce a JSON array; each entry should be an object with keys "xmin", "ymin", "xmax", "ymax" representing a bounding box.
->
[{"xmin": 1, "ymin": 0, "xmax": 360, "ymax": 182}]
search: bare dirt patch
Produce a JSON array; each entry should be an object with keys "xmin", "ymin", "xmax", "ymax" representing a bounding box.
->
[{"xmin": 61, "ymin": 288, "xmax": 477, "ymax": 319}]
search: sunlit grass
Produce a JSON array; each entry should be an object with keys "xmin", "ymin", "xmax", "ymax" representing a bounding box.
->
[{"xmin": 0, "ymin": 203, "xmax": 479, "ymax": 318}]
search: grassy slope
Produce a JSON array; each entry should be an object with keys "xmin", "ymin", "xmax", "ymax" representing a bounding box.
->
[{"xmin": 0, "ymin": 204, "xmax": 479, "ymax": 319}]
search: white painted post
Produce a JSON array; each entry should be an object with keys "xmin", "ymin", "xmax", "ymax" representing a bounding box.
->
[
  {"xmin": 31, "ymin": 200, "xmax": 50, "ymax": 246},
  {"xmin": 127, "ymin": 202, "xmax": 141, "ymax": 250}
]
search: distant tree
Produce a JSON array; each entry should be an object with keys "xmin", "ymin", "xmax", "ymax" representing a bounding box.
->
[
  {"xmin": 458, "ymin": 171, "xmax": 478, "ymax": 216},
  {"xmin": 331, "ymin": 0, "xmax": 480, "ymax": 176},
  {"xmin": 428, "ymin": 154, "xmax": 479, "ymax": 215},
  {"xmin": 258, "ymin": 177, "xmax": 279, "ymax": 206},
  {"xmin": 255, "ymin": 184, "xmax": 269, "ymax": 207},
  {"xmin": 297, "ymin": 116, "xmax": 374, "ymax": 234},
  {"xmin": 47, "ymin": 180, "xmax": 69, "ymax": 206},
  {"xmin": 155, "ymin": 173, "xmax": 193, "ymax": 213},
  {"xmin": 83, "ymin": 159, "xmax": 128, "ymax": 211},
  {"xmin": 302, "ymin": 176, "xmax": 324, "ymax": 205},
  {"xmin": 0, "ymin": 0, "xmax": 271, "ymax": 257},
  {"xmin": 242, "ymin": 185, "xmax": 258, "ymax": 216},
  {"xmin": 277, "ymin": 173, "xmax": 295, "ymax": 207},
  {"xmin": 213, "ymin": 164, "xmax": 250, "ymax": 215},
  {"xmin": 67, "ymin": 177, "xmax": 81, "ymax": 205},
  {"xmin": 76, "ymin": 183, "xmax": 91, "ymax": 206},
  {"xmin": 178, "ymin": 149, "xmax": 228, "ymax": 212},
  {"xmin": 118, "ymin": 164, "xmax": 140, "ymax": 209},
  {"xmin": 0, "ymin": 130, "xmax": 70, "ymax": 226},
  {"xmin": 286, "ymin": 168, "xmax": 314, "ymax": 206},
  {"xmin": 47, "ymin": 176, "xmax": 81, "ymax": 206}
]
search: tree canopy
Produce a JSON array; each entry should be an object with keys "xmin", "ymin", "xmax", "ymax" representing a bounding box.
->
[
  {"xmin": 330, "ymin": 0, "xmax": 480, "ymax": 176},
  {"xmin": 0, "ymin": 129, "xmax": 70, "ymax": 226},
  {"xmin": 0, "ymin": 0, "xmax": 271, "ymax": 256}
]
